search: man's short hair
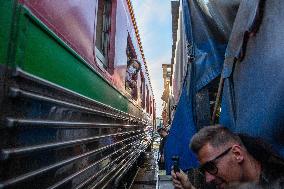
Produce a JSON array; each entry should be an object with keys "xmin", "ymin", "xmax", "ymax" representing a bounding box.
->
[{"xmin": 190, "ymin": 125, "xmax": 243, "ymax": 154}]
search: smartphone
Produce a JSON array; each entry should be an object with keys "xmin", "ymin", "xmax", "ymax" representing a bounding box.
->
[{"xmin": 172, "ymin": 156, "xmax": 180, "ymax": 173}]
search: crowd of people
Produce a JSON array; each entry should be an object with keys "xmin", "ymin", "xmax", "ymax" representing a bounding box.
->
[{"xmin": 157, "ymin": 125, "xmax": 284, "ymax": 189}]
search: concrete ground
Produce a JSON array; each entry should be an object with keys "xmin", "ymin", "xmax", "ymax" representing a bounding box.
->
[{"xmin": 131, "ymin": 148, "xmax": 174, "ymax": 189}]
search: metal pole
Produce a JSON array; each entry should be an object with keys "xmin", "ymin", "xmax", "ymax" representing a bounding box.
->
[{"xmin": 211, "ymin": 77, "xmax": 224, "ymax": 124}]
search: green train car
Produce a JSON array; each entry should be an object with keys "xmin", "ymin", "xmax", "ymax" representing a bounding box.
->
[{"xmin": 0, "ymin": 0, "xmax": 156, "ymax": 188}]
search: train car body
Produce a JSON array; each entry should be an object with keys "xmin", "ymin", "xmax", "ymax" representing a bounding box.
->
[{"xmin": 0, "ymin": 0, "xmax": 155, "ymax": 188}]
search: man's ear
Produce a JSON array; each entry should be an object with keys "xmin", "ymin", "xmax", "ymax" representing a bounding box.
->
[{"xmin": 231, "ymin": 144, "xmax": 244, "ymax": 163}]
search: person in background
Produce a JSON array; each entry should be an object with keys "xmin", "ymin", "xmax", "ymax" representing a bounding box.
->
[
  {"xmin": 157, "ymin": 127, "xmax": 168, "ymax": 170},
  {"xmin": 171, "ymin": 125, "xmax": 284, "ymax": 189}
]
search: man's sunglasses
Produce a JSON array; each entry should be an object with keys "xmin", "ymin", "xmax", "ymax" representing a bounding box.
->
[{"xmin": 199, "ymin": 147, "xmax": 232, "ymax": 175}]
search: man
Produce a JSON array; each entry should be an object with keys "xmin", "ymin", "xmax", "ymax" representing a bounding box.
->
[
  {"xmin": 157, "ymin": 127, "xmax": 168, "ymax": 170},
  {"xmin": 171, "ymin": 126, "xmax": 284, "ymax": 189}
]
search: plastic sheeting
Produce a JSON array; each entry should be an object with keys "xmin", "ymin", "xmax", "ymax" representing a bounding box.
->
[
  {"xmin": 187, "ymin": 0, "xmax": 239, "ymax": 90},
  {"xmin": 164, "ymin": 0, "xmax": 199, "ymax": 174},
  {"xmin": 164, "ymin": 0, "xmax": 239, "ymax": 174},
  {"xmin": 164, "ymin": 72, "xmax": 199, "ymax": 174},
  {"xmin": 220, "ymin": 0, "xmax": 284, "ymax": 157},
  {"xmin": 165, "ymin": 0, "xmax": 284, "ymax": 175}
]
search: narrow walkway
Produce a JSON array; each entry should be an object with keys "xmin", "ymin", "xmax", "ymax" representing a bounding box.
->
[
  {"xmin": 131, "ymin": 149, "xmax": 174, "ymax": 189},
  {"xmin": 131, "ymin": 151, "xmax": 157, "ymax": 189}
]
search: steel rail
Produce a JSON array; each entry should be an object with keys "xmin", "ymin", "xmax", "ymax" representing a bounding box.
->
[
  {"xmin": 12, "ymin": 68, "xmax": 147, "ymax": 124},
  {"xmin": 47, "ymin": 141, "xmax": 141, "ymax": 189},
  {"xmin": 89, "ymin": 146, "xmax": 144, "ymax": 189},
  {"xmin": 75, "ymin": 144, "xmax": 142, "ymax": 189},
  {"xmin": 5, "ymin": 118, "xmax": 142, "ymax": 129},
  {"xmin": 0, "ymin": 137, "xmax": 142, "ymax": 188},
  {"xmin": 0, "ymin": 130, "xmax": 143, "ymax": 160},
  {"xmin": 8, "ymin": 87, "xmax": 126, "ymax": 122}
]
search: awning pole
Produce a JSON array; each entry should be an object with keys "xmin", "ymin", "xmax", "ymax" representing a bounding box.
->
[{"xmin": 211, "ymin": 77, "xmax": 224, "ymax": 124}]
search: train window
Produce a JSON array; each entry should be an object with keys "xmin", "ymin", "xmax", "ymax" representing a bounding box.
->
[
  {"xmin": 140, "ymin": 72, "xmax": 145, "ymax": 108},
  {"xmin": 95, "ymin": 0, "xmax": 113, "ymax": 68},
  {"xmin": 153, "ymin": 99, "xmax": 156, "ymax": 117},
  {"xmin": 150, "ymin": 96, "xmax": 152, "ymax": 115},
  {"xmin": 146, "ymin": 86, "xmax": 149, "ymax": 113},
  {"xmin": 125, "ymin": 35, "xmax": 140, "ymax": 100},
  {"xmin": 125, "ymin": 59, "xmax": 141, "ymax": 100}
]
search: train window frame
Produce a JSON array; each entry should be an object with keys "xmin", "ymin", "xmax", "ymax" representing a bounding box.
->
[
  {"xmin": 94, "ymin": 0, "xmax": 116, "ymax": 73},
  {"xmin": 150, "ymin": 96, "xmax": 152, "ymax": 115},
  {"xmin": 125, "ymin": 35, "xmax": 141, "ymax": 100},
  {"xmin": 140, "ymin": 72, "xmax": 145, "ymax": 109},
  {"xmin": 125, "ymin": 59, "xmax": 141, "ymax": 100},
  {"xmin": 146, "ymin": 86, "xmax": 149, "ymax": 113}
]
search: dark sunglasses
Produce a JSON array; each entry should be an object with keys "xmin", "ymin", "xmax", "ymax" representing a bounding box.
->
[{"xmin": 200, "ymin": 147, "xmax": 232, "ymax": 175}]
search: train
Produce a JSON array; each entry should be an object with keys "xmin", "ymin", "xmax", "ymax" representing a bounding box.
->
[{"xmin": 0, "ymin": 0, "xmax": 156, "ymax": 188}]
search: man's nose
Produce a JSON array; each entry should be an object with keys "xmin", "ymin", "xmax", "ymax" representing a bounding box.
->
[{"xmin": 205, "ymin": 171, "xmax": 216, "ymax": 183}]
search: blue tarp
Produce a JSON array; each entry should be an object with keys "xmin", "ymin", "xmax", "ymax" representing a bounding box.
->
[
  {"xmin": 164, "ymin": 76, "xmax": 199, "ymax": 174},
  {"xmin": 164, "ymin": 0, "xmax": 237, "ymax": 174},
  {"xmin": 185, "ymin": 0, "xmax": 230, "ymax": 91},
  {"xmin": 220, "ymin": 0, "xmax": 284, "ymax": 157},
  {"xmin": 165, "ymin": 0, "xmax": 284, "ymax": 174}
]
